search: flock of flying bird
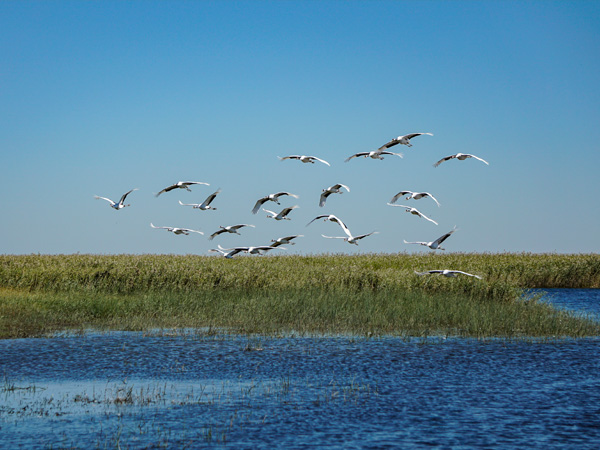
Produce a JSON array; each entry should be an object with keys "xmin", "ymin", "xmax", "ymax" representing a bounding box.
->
[{"xmin": 94, "ymin": 132, "xmax": 489, "ymax": 279}]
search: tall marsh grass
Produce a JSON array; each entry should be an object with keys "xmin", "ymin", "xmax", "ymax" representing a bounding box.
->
[{"xmin": 1, "ymin": 253, "xmax": 599, "ymax": 338}]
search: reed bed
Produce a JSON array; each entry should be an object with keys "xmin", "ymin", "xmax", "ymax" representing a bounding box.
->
[{"xmin": 1, "ymin": 253, "xmax": 599, "ymax": 339}]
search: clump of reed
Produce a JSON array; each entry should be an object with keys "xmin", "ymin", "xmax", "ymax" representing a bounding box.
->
[{"xmin": 1, "ymin": 253, "xmax": 599, "ymax": 339}]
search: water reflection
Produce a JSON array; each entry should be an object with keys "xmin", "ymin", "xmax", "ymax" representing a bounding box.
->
[{"xmin": 1, "ymin": 290, "xmax": 599, "ymax": 449}]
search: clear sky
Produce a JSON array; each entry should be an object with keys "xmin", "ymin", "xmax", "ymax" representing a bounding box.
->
[{"xmin": 1, "ymin": 1, "xmax": 599, "ymax": 255}]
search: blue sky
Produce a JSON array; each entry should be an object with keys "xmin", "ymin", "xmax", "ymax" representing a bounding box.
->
[{"xmin": 1, "ymin": 1, "xmax": 599, "ymax": 255}]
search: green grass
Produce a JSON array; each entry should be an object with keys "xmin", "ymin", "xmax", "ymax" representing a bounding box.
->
[{"xmin": 1, "ymin": 253, "xmax": 599, "ymax": 339}]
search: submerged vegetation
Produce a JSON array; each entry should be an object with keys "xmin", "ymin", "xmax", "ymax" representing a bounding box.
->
[{"xmin": 1, "ymin": 253, "xmax": 599, "ymax": 339}]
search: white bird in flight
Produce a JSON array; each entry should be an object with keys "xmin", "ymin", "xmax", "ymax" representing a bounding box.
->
[
  {"xmin": 213, "ymin": 244, "xmax": 285, "ymax": 257},
  {"xmin": 306, "ymin": 214, "xmax": 350, "ymax": 232},
  {"xmin": 263, "ymin": 205, "xmax": 299, "ymax": 221},
  {"xmin": 322, "ymin": 231, "xmax": 379, "ymax": 246},
  {"xmin": 278, "ymin": 155, "xmax": 330, "ymax": 166},
  {"xmin": 378, "ymin": 132, "xmax": 433, "ymax": 149},
  {"xmin": 150, "ymin": 223, "xmax": 204, "ymax": 235},
  {"xmin": 178, "ymin": 189, "xmax": 221, "ymax": 211},
  {"xmin": 390, "ymin": 191, "xmax": 440, "ymax": 207},
  {"xmin": 344, "ymin": 150, "xmax": 403, "ymax": 163},
  {"xmin": 270, "ymin": 235, "xmax": 303, "ymax": 247},
  {"xmin": 404, "ymin": 227, "xmax": 458, "ymax": 250},
  {"xmin": 433, "ymin": 153, "xmax": 489, "ymax": 167},
  {"xmin": 94, "ymin": 188, "xmax": 138, "ymax": 210},
  {"xmin": 208, "ymin": 224, "xmax": 255, "ymax": 241},
  {"xmin": 209, "ymin": 247, "xmax": 244, "ymax": 259},
  {"xmin": 387, "ymin": 204, "xmax": 438, "ymax": 225},
  {"xmin": 155, "ymin": 181, "xmax": 210, "ymax": 197},
  {"xmin": 319, "ymin": 183, "xmax": 350, "ymax": 207},
  {"xmin": 252, "ymin": 192, "xmax": 299, "ymax": 214},
  {"xmin": 414, "ymin": 269, "xmax": 482, "ymax": 279}
]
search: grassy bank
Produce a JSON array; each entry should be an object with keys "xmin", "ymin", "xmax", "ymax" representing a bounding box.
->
[{"xmin": 1, "ymin": 253, "xmax": 599, "ymax": 338}]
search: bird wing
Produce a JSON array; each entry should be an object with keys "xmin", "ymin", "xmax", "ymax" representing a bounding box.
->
[
  {"xmin": 182, "ymin": 228, "xmax": 204, "ymax": 235},
  {"xmin": 419, "ymin": 211, "xmax": 438, "ymax": 225},
  {"xmin": 249, "ymin": 246, "xmax": 285, "ymax": 254},
  {"xmin": 276, "ymin": 235, "xmax": 302, "ymax": 243},
  {"xmin": 405, "ymin": 132, "xmax": 433, "ymax": 140},
  {"xmin": 423, "ymin": 192, "xmax": 441, "ymax": 207},
  {"xmin": 355, "ymin": 231, "xmax": 378, "ymax": 240},
  {"xmin": 262, "ymin": 208, "xmax": 277, "ymax": 216},
  {"xmin": 226, "ymin": 248, "xmax": 246, "ymax": 257},
  {"xmin": 178, "ymin": 200, "xmax": 198, "ymax": 207},
  {"xmin": 218, "ymin": 244, "xmax": 249, "ymax": 254},
  {"xmin": 380, "ymin": 151, "xmax": 403, "ymax": 158},
  {"xmin": 433, "ymin": 155, "xmax": 455, "ymax": 167},
  {"xmin": 434, "ymin": 227, "xmax": 457, "ymax": 245},
  {"xmin": 232, "ymin": 224, "xmax": 254, "ymax": 230},
  {"xmin": 387, "ymin": 203, "xmax": 409, "ymax": 208},
  {"xmin": 329, "ymin": 215, "xmax": 352, "ymax": 237},
  {"xmin": 414, "ymin": 271, "xmax": 433, "ymax": 276},
  {"xmin": 467, "ymin": 154, "xmax": 489, "ymax": 165},
  {"xmin": 321, "ymin": 235, "xmax": 346, "ymax": 239},
  {"xmin": 155, "ymin": 184, "xmax": 176, "ymax": 196},
  {"xmin": 274, "ymin": 191, "xmax": 299, "ymax": 199},
  {"xmin": 403, "ymin": 240, "xmax": 426, "ymax": 246},
  {"xmin": 306, "ymin": 215, "xmax": 326, "ymax": 226},
  {"xmin": 344, "ymin": 152, "xmax": 368, "ymax": 162},
  {"xmin": 150, "ymin": 223, "xmax": 169, "ymax": 230},
  {"xmin": 336, "ymin": 183, "xmax": 350, "ymax": 192},
  {"xmin": 252, "ymin": 197, "xmax": 268, "ymax": 214},
  {"xmin": 319, "ymin": 192, "xmax": 331, "ymax": 207},
  {"xmin": 202, "ymin": 189, "xmax": 221, "ymax": 207},
  {"xmin": 118, "ymin": 188, "xmax": 138, "ymax": 204},
  {"xmin": 311, "ymin": 156, "xmax": 330, "ymax": 166},
  {"xmin": 378, "ymin": 138, "xmax": 399, "ymax": 151},
  {"xmin": 278, "ymin": 155, "xmax": 300, "ymax": 161},
  {"xmin": 94, "ymin": 196, "xmax": 115, "ymax": 205},
  {"xmin": 281, "ymin": 205, "xmax": 298, "ymax": 216},
  {"xmin": 451, "ymin": 270, "xmax": 482, "ymax": 278},
  {"xmin": 390, "ymin": 191, "xmax": 411, "ymax": 204},
  {"xmin": 182, "ymin": 181, "xmax": 210, "ymax": 187},
  {"xmin": 208, "ymin": 229, "xmax": 226, "ymax": 240}
]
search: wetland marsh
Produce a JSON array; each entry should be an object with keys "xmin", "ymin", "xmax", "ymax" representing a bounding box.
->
[
  {"xmin": 1, "ymin": 253, "xmax": 600, "ymax": 339},
  {"xmin": 1, "ymin": 254, "xmax": 600, "ymax": 448}
]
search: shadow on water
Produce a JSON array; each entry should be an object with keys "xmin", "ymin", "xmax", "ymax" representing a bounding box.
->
[{"xmin": 1, "ymin": 290, "xmax": 600, "ymax": 449}]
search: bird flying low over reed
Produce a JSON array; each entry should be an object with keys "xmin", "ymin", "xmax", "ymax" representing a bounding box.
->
[
  {"xmin": 150, "ymin": 223, "xmax": 203, "ymax": 235},
  {"xmin": 208, "ymin": 224, "xmax": 255, "ymax": 241},
  {"xmin": 403, "ymin": 227, "xmax": 458, "ymax": 250},
  {"xmin": 212, "ymin": 244, "xmax": 285, "ymax": 257},
  {"xmin": 322, "ymin": 230, "xmax": 379, "ymax": 246},
  {"xmin": 414, "ymin": 269, "xmax": 482, "ymax": 279},
  {"xmin": 270, "ymin": 235, "xmax": 303, "ymax": 247}
]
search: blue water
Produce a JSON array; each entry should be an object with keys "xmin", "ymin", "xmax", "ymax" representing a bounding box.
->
[{"xmin": 1, "ymin": 289, "xmax": 599, "ymax": 449}]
